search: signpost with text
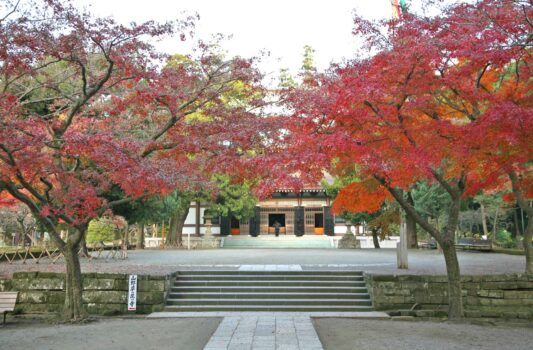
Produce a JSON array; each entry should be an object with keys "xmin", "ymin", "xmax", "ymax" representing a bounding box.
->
[{"xmin": 128, "ymin": 274, "xmax": 138, "ymax": 311}]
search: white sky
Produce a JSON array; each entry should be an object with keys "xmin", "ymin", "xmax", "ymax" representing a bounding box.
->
[{"xmin": 75, "ymin": 0, "xmax": 434, "ymax": 78}]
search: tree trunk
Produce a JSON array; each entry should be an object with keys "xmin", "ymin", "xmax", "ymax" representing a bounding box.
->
[
  {"xmin": 513, "ymin": 207, "xmax": 521, "ymax": 239},
  {"xmin": 167, "ymin": 211, "xmax": 179, "ymax": 245},
  {"xmin": 523, "ymin": 219, "xmax": 533, "ymax": 274},
  {"xmin": 508, "ymin": 171, "xmax": 533, "ymax": 273},
  {"xmin": 406, "ymin": 192, "xmax": 418, "ymax": 248},
  {"xmin": 176, "ymin": 203, "xmax": 190, "ymax": 245},
  {"xmin": 441, "ymin": 238, "xmax": 464, "ymax": 319},
  {"xmin": 58, "ymin": 225, "xmax": 88, "ymax": 322},
  {"xmin": 371, "ymin": 228, "xmax": 380, "ymax": 249},
  {"xmin": 62, "ymin": 242, "xmax": 86, "ymax": 321},
  {"xmin": 380, "ymin": 175, "xmax": 465, "ymax": 319},
  {"xmin": 480, "ymin": 202, "xmax": 489, "ymax": 237},
  {"xmin": 123, "ymin": 223, "xmax": 129, "ymax": 248},
  {"xmin": 136, "ymin": 222, "xmax": 145, "ymax": 249},
  {"xmin": 79, "ymin": 235, "xmax": 89, "ymax": 257},
  {"xmin": 492, "ymin": 205, "xmax": 500, "ymax": 240}
]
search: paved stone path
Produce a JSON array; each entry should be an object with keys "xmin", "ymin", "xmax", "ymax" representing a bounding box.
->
[{"xmin": 203, "ymin": 316, "xmax": 323, "ymax": 350}]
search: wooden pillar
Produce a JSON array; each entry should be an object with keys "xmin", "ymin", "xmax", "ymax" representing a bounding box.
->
[
  {"xmin": 249, "ymin": 207, "xmax": 260, "ymax": 237},
  {"xmin": 295, "ymin": 206, "xmax": 305, "ymax": 236},
  {"xmin": 324, "ymin": 206, "xmax": 334, "ymax": 236},
  {"xmin": 220, "ymin": 213, "xmax": 230, "ymax": 236},
  {"xmin": 195, "ymin": 202, "xmax": 200, "ymax": 236}
]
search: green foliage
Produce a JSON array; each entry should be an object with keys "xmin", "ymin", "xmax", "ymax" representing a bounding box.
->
[
  {"xmin": 104, "ymin": 185, "xmax": 199, "ymax": 225},
  {"xmin": 212, "ymin": 175, "xmax": 257, "ymax": 221},
  {"xmin": 411, "ymin": 182, "xmax": 451, "ymax": 229},
  {"xmin": 87, "ymin": 218, "xmax": 116, "ymax": 243},
  {"xmin": 368, "ymin": 209, "xmax": 400, "ymax": 239},
  {"xmin": 496, "ymin": 229, "xmax": 515, "ymax": 248},
  {"xmin": 301, "ymin": 45, "xmax": 316, "ymax": 72},
  {"xmin": 279, "ymin": 68, "xmax": 296, "ymax": 88}
]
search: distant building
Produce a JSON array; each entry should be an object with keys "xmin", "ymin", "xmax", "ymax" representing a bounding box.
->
[{"xmin": 182, "ymin": 188, "xmax": 358, "ymax": 236}]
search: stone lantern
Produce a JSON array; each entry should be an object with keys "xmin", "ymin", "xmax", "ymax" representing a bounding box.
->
[
  {"xmin": 203, "ymin": 210, "xmax": 213, "ymax": 238},
  {"xmin": 345, "ymin": 220, "xmax": 353, "ymax": 235}
]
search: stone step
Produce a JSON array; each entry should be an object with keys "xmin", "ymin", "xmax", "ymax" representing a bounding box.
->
[
  {"xmin": 166, "ymin": 292, "xmax": 370, "ymax": 300},
  {"xmin": 174, "ymin": 280, "xmax": 367, "ymax": 287},
  {"xmin": 171, "ymin": 286, "xmax": 369, "ymax": 293},
  {"xmin": 175, "ymin": 274, "xmax": 364, "ymax": 281},
  {"xmin": 166, "ymin": 298, "xmax": 373, "ymax": 306},
  {"xmin": 163, "ymin": 305, "xmax": 375, "ymax": 312},
  {"xmin": 164, "ymin": 269, "xmax": 374, "ymax": 313},
  {"xmin": 222, "ymin": 245, "xmax": 333, "ymax": 249},
  {"xmin": 176, "ymin": 270, "xmax": 363, "ymax": 276},
  {"xmin": 222, "ymin": 236, "xmax": 333, "ymax": 249}
]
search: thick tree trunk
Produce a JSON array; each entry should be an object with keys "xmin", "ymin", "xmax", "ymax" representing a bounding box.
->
[
  {"xmin": 441, "ymin": 238, "xmax": 464, "ymax": 319},
  {"xmin": 62, "ymin": 242, "xmax": 86, "ymax": 321},
  {"xmin": 57, "ymin": 224, "xmax": 88, "ymax": 322},
  {"xmin": 509, "ymin": 171, "xmax": 533, "ymax": 273},
  {"xmin": 167, "ymin": 211, "xmax": 179, "ymax": 245},
  {"xmin": 406, "ymin": 191, "xmax": 418, "ymax": 248},
  {"xmin": 371, "ymin": 229, "xmax": 380, "ymax": 249},
  {"xmin": 136, "ymin": 222, "xmax": 145, "ymax": 249},
  {"xmin": 406, "ymin": 215, "xmax": 418, "ymax": 248},
  {"xmin": 176, "ymin": 204, "xmax": 190, "ymax": 245}
]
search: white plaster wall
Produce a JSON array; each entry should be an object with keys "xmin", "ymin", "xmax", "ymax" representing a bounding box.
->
[{"xmin": 184, "ymin": 207, "xmax": 196, "ymax": 225}]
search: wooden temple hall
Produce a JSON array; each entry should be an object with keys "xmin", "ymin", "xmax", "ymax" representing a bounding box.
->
[{"xmin": 182, "ymin": 189, "xmax": 339, "ymax": 236}]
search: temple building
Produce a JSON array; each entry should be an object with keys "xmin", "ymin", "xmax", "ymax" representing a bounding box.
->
[{"xmin": 181, "ymin": 188, "xmax": 353, "ymax": 236}]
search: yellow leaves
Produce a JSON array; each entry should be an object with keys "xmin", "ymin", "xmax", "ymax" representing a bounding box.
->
[{"xmin": 185, "ymin": 111, "xmax": 214, "ymax": 123}]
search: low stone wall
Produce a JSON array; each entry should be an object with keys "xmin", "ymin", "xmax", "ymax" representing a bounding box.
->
[
  {"xmin": 365, "ymin": 273, "xmax": 533, "ymax": 319},
  {"xmin": 1, "ymin": 272, "xmax": 170, "ymax": 315}
]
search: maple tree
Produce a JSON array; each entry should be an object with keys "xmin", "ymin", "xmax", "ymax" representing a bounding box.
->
[
  {"xmin": 288, "ymin": 0, "xmax": 532, "ymax": 319},
  {"xmin": 0, "ymin": 0, "xmax": 277, "ymax": 321}
]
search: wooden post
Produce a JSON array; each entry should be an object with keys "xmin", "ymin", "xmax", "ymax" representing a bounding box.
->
[
  {"xmin": 195, "ymin": 202, "xmax": 201, "ymax": 236},
  {"xmin": 397, "ymin": 219, "xmax": 408, "ymax": 269}
]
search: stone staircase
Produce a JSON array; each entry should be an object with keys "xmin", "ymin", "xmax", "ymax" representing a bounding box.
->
[
  {"xmin": 221, "ymin": 235, "xmax": 333, "ymax": 249},
  {"xmin": 164, "ymin": 270, "xmax": 374, "ymax": 312}
]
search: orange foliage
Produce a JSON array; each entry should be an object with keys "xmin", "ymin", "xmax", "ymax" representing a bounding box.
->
[
  {"xmin": 0, "ymin": 192, "xmax": 17, "ymax": 207},
  {"xmin": 332, "ymin": 179, "xmax": 392, "ymax": 215}
]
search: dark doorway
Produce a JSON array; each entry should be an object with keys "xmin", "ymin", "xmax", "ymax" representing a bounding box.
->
[
  {"xmin": 269, "ymin": 214, "xmax": 285, "ymax": 227},
  {"xmin": 314, "ymin": 213, "xmax": 324, "ymax": 228},
  {"xmin": 230, "ymin": 216, "xmax": 240, "ymax": 235},
  {"xmin": 230, "ymin": 216, "xmax": 240, "ymax": 229}
]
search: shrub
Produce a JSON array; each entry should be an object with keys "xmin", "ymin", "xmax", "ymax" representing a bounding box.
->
[
  {"xmin": 87, "ymin": 218, "xmax": 116, "ymax": 243},
  {"xmin": 496, "ymin": 229, "xmax": 515, "ymax": 248}
]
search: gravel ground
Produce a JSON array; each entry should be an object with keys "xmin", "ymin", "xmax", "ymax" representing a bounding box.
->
[
  {"xmin": 0, "ymin": 248, "xmax": 527, "ymax": 278},
  {"xmin": 0, "ymin": 317, "xmax": 221, "ymax": 350},
  {"xmin": 313, "ymin": 318, "xmax": 533, "ymax": 350},
  {"xmin": 2, "ymin": 316, "xmax": 531, "ymax": 350}
]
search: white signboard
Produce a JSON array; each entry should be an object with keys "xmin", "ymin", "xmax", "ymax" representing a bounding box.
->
[{"xmin": 128, "ymin": 274, "xmax": 138, "ymax": 311}]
